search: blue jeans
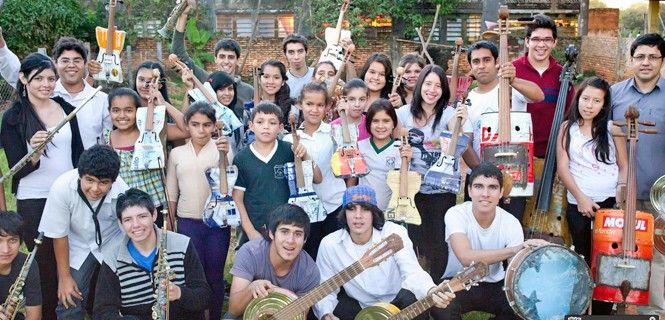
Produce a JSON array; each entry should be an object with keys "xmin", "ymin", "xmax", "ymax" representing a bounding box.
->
[{"xmin": 56, "ymin": 253, "xmax": 100, "ymax": 320}]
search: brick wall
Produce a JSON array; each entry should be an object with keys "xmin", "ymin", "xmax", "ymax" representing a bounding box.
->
[{"xmin": 587, "ymin": 8, "xmax": 620, "ymax": 38}]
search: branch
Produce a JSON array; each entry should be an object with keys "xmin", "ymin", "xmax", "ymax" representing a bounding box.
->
[
  {"xmin": 415, "ymin": 27, "xmax": 434, "ymax": 64},
  {"xmin": 239, "ymin": 0, "xmax": 262, "ymax": 75}
]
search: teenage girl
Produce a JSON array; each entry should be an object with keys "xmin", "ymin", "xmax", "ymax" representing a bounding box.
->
[
  {"xmin": 395, "ymin": 53, "xmax": 426, "ymax": 106},
  {"xmin": 331, "ymin": 79, "xmax": 371, "ymax": 143},
  {"xmin": 258, "ymin": 59, "xmax": 296, "ymax": 130},
  {"xmin": 359, "ymin": 53, "xmax": 395, "ymax": 107}
]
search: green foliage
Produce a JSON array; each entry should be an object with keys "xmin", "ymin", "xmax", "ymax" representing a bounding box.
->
[
  {"xmin": 115, "ymin": 0, "xmax": 177, "ymax": 45},
  {"xmin": 305, "ymin": 0, "xmax": 460, "ymax": 46},
  {"xmin": 0, "ymin": 0, "xmax": 97, "ymax": 58},
  {"xmin": 575, "ymin": 69, "xmax": 597, "ymax": 84},
  {"xmin": 589, "ymin": 0, "xmax": 607, "ymax": 8},
  {"xmin": 185, "ymin": 18, "xmax": 215, "ymax": 68},
  {"xmin": 619, "ymin": 3, "xmax": 649, "ymax": 37}
]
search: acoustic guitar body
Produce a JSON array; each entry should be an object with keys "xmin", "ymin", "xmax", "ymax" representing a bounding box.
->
[
  {"xmin": 331, "ymin": 148, "xmax": 370, "ymax": 178},
  {"xmin": 591, "ymin": 209, "xmax": 654, "ymax": 304},
  {"xmin": 132, "ymin": 105, "xmax": 166, "ymax": 170},
  {"xmin": 385, "ymin": 170, "xmax": 421, "ymax": 225},
  {"xmin": 354, "ymin": 303, "xmax": 399, "ymax": 320}
]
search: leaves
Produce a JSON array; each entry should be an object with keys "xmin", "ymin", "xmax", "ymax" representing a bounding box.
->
[{"xmin": 185, "ymin": 18, "xmax": 214, "ymax": 68}]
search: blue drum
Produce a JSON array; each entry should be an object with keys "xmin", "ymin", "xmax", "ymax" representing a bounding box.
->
[{"xmin": 504, "ymin": 244, "xmax": 593, "ymax": 320}]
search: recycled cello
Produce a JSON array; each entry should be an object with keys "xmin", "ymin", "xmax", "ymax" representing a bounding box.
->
[{"xmin": 591, "ymin": 106, "xmax": 655, "ymax": 305}]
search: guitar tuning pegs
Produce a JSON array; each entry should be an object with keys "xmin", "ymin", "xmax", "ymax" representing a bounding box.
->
[
  {"xmin": 638, "ymin": 120, "xmax": 656, "ymax": 127},
  {"xmin": 640, "ymin": 128, "xmax": 658, "ymax": 134}
]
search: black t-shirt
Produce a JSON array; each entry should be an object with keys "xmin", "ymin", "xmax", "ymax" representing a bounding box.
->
[{"xmin": 0, "ymin": 252, "xmax": 42, "ymax": 319}]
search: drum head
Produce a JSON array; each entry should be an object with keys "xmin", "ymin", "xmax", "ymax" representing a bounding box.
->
[
  {"xmin": 354, "ymin": 303, "xmax": 399, "ymax": 320},
  {"xmin": 507, "ymin": 245, "xmax": 593, "ymax": 320},
  {"xmin": 243, "ymin": 292, "xmax": 300, "ymax": 320}
]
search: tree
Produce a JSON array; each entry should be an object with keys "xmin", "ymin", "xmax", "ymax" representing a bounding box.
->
[
  {"xmin": 619, "ymin": 3, "xmax": 648, "ymax": 37},
  {"xmin": 0, "ymin": 0, "xmax": 97, "ymax": 58},
  {"xmin": 589, "ymin": 0, "xmax": 607, "ymax": 8}
]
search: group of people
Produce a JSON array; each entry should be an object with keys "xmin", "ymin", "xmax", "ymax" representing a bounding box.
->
[{"xmin": 0, "ymin": 0, "xmax": 663, "ymax": 319}]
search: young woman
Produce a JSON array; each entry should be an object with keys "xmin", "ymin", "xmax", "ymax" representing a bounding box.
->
[
  {"xmin": 0, "ymin": 52, "xmax": 84, "ymax": 319},
  {"xmin": 283, "ymin": 82, "xmax": 344, "ymax": 260},
  {"xmin": 331, "ymin": 79, "xmax": 371, "ymax": 142},
  {"xmin": 259, "ymin": 59, "xmax": 296, "ymax": 129},
  {"xmin": 396, "ymin": 53, "xmax": 426, "ymax": 106},
  {"xmin": 394, "ymin": 64, "xmax": 470, "ymax": 280},
  {"xmin": 313, "ymin": 61, "xmax": 337, "ymax": 84},
  {"xmin": 166, "ymin": 101, "xmax": 232, "ymax": 320},
  {"xmin": 358, "ymin": 99, "xmax": 412, "ymax": 211},
  {"xmin": 358, "ymin": 53, "xmax": 394, "ymax": 107}
]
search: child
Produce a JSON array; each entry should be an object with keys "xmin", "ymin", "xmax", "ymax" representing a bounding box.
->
[
  {"xmin": 258, "ymin": 59, "xmax": 297, "ymax": 129},
  {"xmin": 358, "ymin": 53, "xmax": 395, "ymax": 107},
  {"xmin": 395, "ymin": 53, "xmax": 426, "ymax": 106},
  {"xmin": 395, "ymin": 64, "xmax": 470, "ymax": 280},
  {"xmin": 166, "ymin": 101, "xmax": 233, "ymax": 320},
  {"xmin": 358, "ymin": 99, "xmax": 411, "ymax": 211},
  {"xmin": 283, "ymin": 82, "xmax": 339, "ymax": 259},
  {"xmin": 232, "ymin": 102, "xmax": 315, "ymax": 245},
  {"xmin": 313, "ymin": 61, "xmax": 337, "ymax": 84},
  {"xmin": 331, "ymin": 79, "xmax": 371, "ymax": 142}
]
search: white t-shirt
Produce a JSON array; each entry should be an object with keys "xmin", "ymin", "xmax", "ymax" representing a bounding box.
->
[
  {"xmin": 53, "ymin": 80, "xmax": 112, "ymax": 149},
  {"xmin": 358, "ymin": 139, "xmax": 401, "ymax": 210},
  {"xmin": 466, "ymin": 84, "xmax": 528, "ymax": 156},
  {"xmin": 286, "ymin": 67, "xmax": 315, "ymax": 100},
  {"xmin": 396, "ymin": 105, "xmax": 472, "ymax": 194},
  {"xmin": 565, "ymin": 121, "xmax": 618, "ymax": 204},
  {"xmin": 443, "ymin": 201, "xmax": 524, "ymax": 283},
  {"xmin": 17, "ymin": 115, "xmax": 73, "ymax": 199}
]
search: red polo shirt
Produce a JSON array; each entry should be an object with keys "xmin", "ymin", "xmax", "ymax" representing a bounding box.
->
[{"xmin": 512, "ymin": 54, "xmax": 575, "ymax": 158}]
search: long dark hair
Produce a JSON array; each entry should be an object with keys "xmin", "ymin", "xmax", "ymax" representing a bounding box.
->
[
  {"xmin": 359, "ymin": 53, "xmax": 393, "ymax": 99},
  {"xmin": 396, "ymin": 53, "xmax": 426, "ymax": 100},
  {"xmin": 208, "ymin": 71, "xmax": 238, "ymax": 109},
  {"xmin": 260, "ymin": 59, "xmax": 294, "ymax": 125},
  {"xmin": 365, "ymin": 99, "xmax": 397, "ymax": 136},
  {"xmin": 410, "ymin": 64, "xmax": 450, "ymax": 133},
  {"xmin": 132, "ymin": 61, "xmax": 171, "ymax": 104},
  {"xmin": 562, "ymin": 76, "xmax": 613, "ymax": 164},
  {"xmin": 14, "ymin": 53, "xmax": 57, "ymax": 146}
]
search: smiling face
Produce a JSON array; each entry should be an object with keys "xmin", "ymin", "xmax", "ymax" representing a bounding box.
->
[
  {"xmin": 120, "ymin": 205, "xmax": 157, "ymax": 244},
  {"xmin": 269, "ymin": 223, "xmax": 306, "ymax": 263},
  {"xmin": 55, "ymin": 49, "xmax": 85, "ymax": 86},
  {"xmin": 260, "ymin": 65, "xmax": 284, "ymax": 97},
  {"xmin": 577, "ymin": 86, "xmax": 605, "ymax": 122},
  {"xmin": 402, "ymin": 62, "xmax": 423, "ymax": 91},
  {"xmin": 300, "ymin": 91, "xmax": 326, "ymax": 126},
  {"xmin": 420, "ymin": 72, "xmax": 443, "ymax": 107},
  {"xmin": 110, "ymin": 96, "xmax": 138, "ymax": 130},
  {"xmin": 80, "ymin": 174, "xmax": 114, "ymax": 201},
  {"xmin": 216, "ymin": 84, "xmax": 235, "ymax": 106},
  {"xmin": 526, "ymin": 28, "xmax": 556, "ymax": 64},
  {"xmin": 631, "ymin": 44, "xmax": 665, "ymax": 84},
  {"xmin": 468, "ymin": 175, "xmax": 503, "ymax": 216},
  {"xmin": 364, "ymin": 62, "xmax": 387, "ymax": 93},
  {"xmin": 215, "ymin": 49, "xmax": 238, "ymax": 75},
  {"xmin": 135, "ymin": 68, "xmax": 158, "ymax": 101},
  {"xmin": 21, "ymin": 68, "xmax": 57, "ymax": 101},
  {"xmin": 369, "ymin": 110, "xmax": 395, "ymax": 141}
]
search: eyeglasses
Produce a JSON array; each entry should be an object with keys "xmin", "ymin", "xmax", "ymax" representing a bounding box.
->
[
  {"xmin": 529, "ymin": 37, "xmax": 555, "ymax": 44},
  {"xmin": 57, "ymin": 58, "xmax": 84, "ymax": 65},
  {"xmin": 632, "ymin": 55, "xmax": 663, "ymax": 62}
]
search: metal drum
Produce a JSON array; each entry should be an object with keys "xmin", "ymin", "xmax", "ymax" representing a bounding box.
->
[
  {"xmin": 504, "ymin": 244, "xmax": 593, "ymax": 320},
  {"xmin": 650, "ymin": 175, "xmax": 665, "ymax": 254},
  {"xmin": 354, "ymin": 302, "xmax": 400, "ymax": 320},
  {"xmin": 243, "ymin": 291, "xmax": 302, "ymax": 320}
]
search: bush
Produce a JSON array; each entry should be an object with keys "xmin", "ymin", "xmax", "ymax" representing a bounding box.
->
[{"xmin": 0, "ymin": 0, "xmax": 97, "ymax": 59}]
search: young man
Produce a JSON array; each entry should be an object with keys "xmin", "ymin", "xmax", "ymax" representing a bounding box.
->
[
  {"xmin": 0, "ymin": 34, "xmax": 110, "ymax": 149},
  {"xmin": 227, "ymin": 204, "xmax": 320, "ymax": 318},
  {"xmin": 38, "ymin": 145, "xmax": 129, "ymax": 319},
  {"xmin": 283, "ymin": 34, "xmax": 314, "ymax": 99},
  {"xmin": 93, "ymin": 188, "xmax": 211, "ymax": 319},
  {"xmin": 0, "ymin": 212, "xmax": 41, "ymax": 320},
  {"xmin": 434, "ymin": 163, "xmax": 547, "ymax": 320},
  {"xmin": 171, "ymin": 0, "xmax": 253, "ymax": 118},
  {"xmin": 466, "ymin": 40, "xmax": 544, "ymax": 220},
  {"xmin": 611, "ymin": 32, "xmax": 665, "ymax": 311},
  {"xmin": 315, "ymin": 185, "xmax": 454, "ymax": 320},
  {"xmin": 232, "ymin": 103, "xmax": 321, "ymax": 245}
]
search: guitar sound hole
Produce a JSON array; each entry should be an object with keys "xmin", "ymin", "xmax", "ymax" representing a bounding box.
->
[
  {"xmin": 514, "ymin": 125, "xmax": 521, "ymax": 131},
  {"xmin": 611, "ymin": 242, "xmax": 619, "ymax": 249},
  {"xmin": 557, "ymin": 216, "xmax": 562, "ymax": 221}
]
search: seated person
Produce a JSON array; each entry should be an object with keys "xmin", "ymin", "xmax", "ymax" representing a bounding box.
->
[
  {"xmin": 0, "ymin": 212, "xmax": 41, "ymax": 320},
  {"xmin": 227, "ymin": 204, "xmax": 320, "ymax": 319},
  {"xmin": 315, "ymin": 185, "xmax": 454, "ymax": 320},
  {"xmin": 93, "ymin": 188, "xmax": 211, "ymax": 320},
  {"xmin": 434, "ymin": 163, "xmax": 548, "ymax": 320}
]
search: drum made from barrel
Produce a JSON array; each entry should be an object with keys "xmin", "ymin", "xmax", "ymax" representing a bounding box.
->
[
  {"xmin": 243, "ymin": 291, "xmax": 302, "ymax": 320},
  {"xmin": 504, "ymin": 244, "xmax": 593, "ymax": 320},
  {"xmin": 354, "ymin": 303, "xmax": 400, "ymax": 320}
]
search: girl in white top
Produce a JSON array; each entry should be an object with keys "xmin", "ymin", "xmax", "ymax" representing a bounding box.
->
[
  {"xmin": 556, "ymin": 76, "xmax": 627, "ymax": 266},
  {"xmin": 358, "ymin": 99, "xmax": 411, "ymax": 211}
]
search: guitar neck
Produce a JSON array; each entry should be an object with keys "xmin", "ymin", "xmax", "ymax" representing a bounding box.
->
[
  {"xmin": 273, "ymin": 261, "xmax": 365, "ymax": 319},
  {"xmin": 445, "ymin": 117, "xmax": 463, "ymax": 156},
  {"xmin": 253, "ymin": 69, "xmax": 262, "ymax": 104},
  {"xmin": 331, "ymin": 3, "xmax": 348, "ymax": 45},
  {"xmin": 219, "ymin": 150, "xmax": 229, "ymax": 194},
  {"xmin": 389, "ymin": 279, "xmax": 466, "ymax": 320},
  {"xmin": 339, "ymin": 109, "xmax": 352, "ymax": 144},
  {"xmin": 106, "ymin": 2, "xmax": 116, "ymax": 53},
  {"xmin": 623, "ymin": 137, "xmax": 639, "ymax": 253},
  {"xmin": 448, "ymin": 57, "xmax": 460, "ymax": 105},
  {"xmin": 293, "ymin": 134, "xmax": 306, "ymax": 189},
  {"xmin": 498, "ymin": 13, "xmax": 511, "ymax": 143},
  {"xmin": 193, "ymin": 78, "xmax": 218, "ymax": 105},
  {"xmin": 145, "ymin": 105, "xmax": 155, "ymax": 132},
  {"xmin": 329, "ymin": 61, "xmax": 346, "ymax": 97},
  {"xmin": 398, "ymin": 148, "xmax": 409, "ymax": 198}
]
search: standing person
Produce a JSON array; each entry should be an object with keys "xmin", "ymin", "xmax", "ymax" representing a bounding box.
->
[
  {"xmin": 0, "ymin": 53, "xmax": 85, "ymax": 320},
  {"xmin": 254, "ymin": 59, "xmax": 297, "ymax": 130},
  {"xmin": 556, "ymin": 77, "xmax": 626, "ymax": 315},
  {"xmin": 38, "ymin": 145, "xmax": 129, "ymax": 320},
  {"xmin": 165, "ymin": 102, "xmax": 233, "ymax": 320},
  {"xmin": 357, "ymin": 99, "xmax": 409, "ymax": 211},
  {"xmin": 93, "ymin": 188, "xmax": 211, "ymax": 320},
  {"xmin": 395, "ymin": 53, "xmax": 426, "ymax": 106},
  {"xmin": 434, "ymin": 163, "xmax": 548, "ymax": 320},
  {"xmin": 331, "ymin": 79, "xmax": 371, "ymax": 143},
  {"xmin": 314, "ymin": 185, "xmax": 454, "ymax": 320},
  {"xmin": 282, "ymin": 34, "xmax": 314, "ymax": 100},
  {"xmin": 359, "ymin": 53, "xmax": 395, "ymax": 107},
  {"xmin": 395, "ymin": 64, "xmax": 472, "ymax": 280},
  {"xmin": 171, "ymin": 0, "xmax": 253, "ymax": 119},
  {"xmin": 283, "ymin": 82, "xmax": 341, "ymax": 259},
  {"xmin": 610, "ymin": 32, "xmax": 665, "ymax": 311},
  {"xmin": 0, "ymin": 212, "xmax": 42, "ymax": 320}
]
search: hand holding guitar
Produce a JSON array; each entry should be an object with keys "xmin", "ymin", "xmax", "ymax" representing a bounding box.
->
[
  {"xmin": 428, "ymin": 285, "xmax": 456, "ymax": 309},
  {"xmin": 496, "ymin": 62, "xmax": 516, "ymax": 85},
  {"xmin": 399, "ymin": 142, "xmax": 413, "ymax": 160},
  {"xmin": 249, "ymin": 279, "xmax": 277, "ymax": 298},
  {"xmin": 88, "ymin": 60, "xmax": 102, "ymax": 77},
  {"xmin": 215, "ymin": 135, "xmax": 230, "ymax": 153}
]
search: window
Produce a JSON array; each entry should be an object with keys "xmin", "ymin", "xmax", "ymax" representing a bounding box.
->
[
  {"xmin": 134, "ymin": 20, "xmax": 161, "ymax": 38},
  {"xmin": 215, "ymin": 14, "xmax": 295, "ymax": 38}
]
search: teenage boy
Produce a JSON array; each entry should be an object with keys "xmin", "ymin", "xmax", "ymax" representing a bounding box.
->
[
  {"xmin": 38, "ymin": 145, "xmax": 129, "ymax": 319},
  {"xmin": 93, "ymin": 188, "xmax": 211, "ymax": 320},
  {"xmin": 315, "ymin": 185, "xmax": 454, "ymax": 320},
  {"xmin": 465, "ymin": 40, "xmax": 544, "ymax": 220},
  {"xmin": 171, "ymin": 0, "xmax": 253, "ymax": 118},
  {"xmin": 0, "ymin": 212, "xmax": 41, "ymax": 320},
  {"xmin": 611, "ymin": 32, "xmax": 665, "ymax": 311},
  {"xmin": 283, "ymin": 34, "xmax": 314, "ymax": 99},
  {"xmin": 227, "ymin": 204, "xmax": 320, "ymax": 318},
  {"xmin": 232, "ymin": 103, "xmax": 321, "ymax": 245},
  {"xmin": 434, "ymin": 163, "xmax": 548, "ymax": 320}
]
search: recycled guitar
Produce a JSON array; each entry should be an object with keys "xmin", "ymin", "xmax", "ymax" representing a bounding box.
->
[
  {"xmin": 331, "ymin": 104, "xmax": 369, "ymax": 178},
  {"xmin": 479, "ymin": 6, "xmax": 534, "ymax": 197},
  {"xmin": 319, "ymin": 0, "xmax": 351, "ymax": 70},
  {"xmin": 202, "ymin": 125, "xmax": 240, "ymax": 228},
  {"xmin": 244, "ymin": 234, "xmax": 404, "ymax": 320},
  {"xmin": 386, "ymin": 128, "xmax": 421, "ymax": 225},
  {"xmin": 94, "ymin": 0, "xmax": 126, "ymax": 83},
  {"xmin": 132, "ymin": 69, "xmax": 166, "ymax": 170}
]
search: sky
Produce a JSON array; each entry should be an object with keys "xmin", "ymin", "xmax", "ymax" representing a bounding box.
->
[{"xmin": 600, "ymin": 0, "xmax": 647, "ymax": 9}]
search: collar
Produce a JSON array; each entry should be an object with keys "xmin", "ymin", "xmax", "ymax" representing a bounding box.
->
[
  {"xmin": 54, "ymin": 79, "xmax": 94, "ymax": 98},
  {"xmin": 186, "ymin": 138, "xmax": 216, "ymax": 155},
  {"xmin": 298, "ymin": 121, "xmax": 332, "ymax": 136},
  {"xmin": 250, "ymin": 140, "xmax": 279, "ymax": 163},
  {"xmin": 629, "ymin": 77, "xmax": 665, "ymax": 94},
  {"xmin": 370, "ymin": 138, "xmax": 395, "ymax": 153},
  {"xmin": 519, "ymin": 54, "xmax": 560, "ymax": 74},
  {"xmin": 118, "ymin": 224, "xmax": 161, "ymax": 263},
  {"xmin": 336, "ymin": 226, "xmax": 383, "ymax": 247}
]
